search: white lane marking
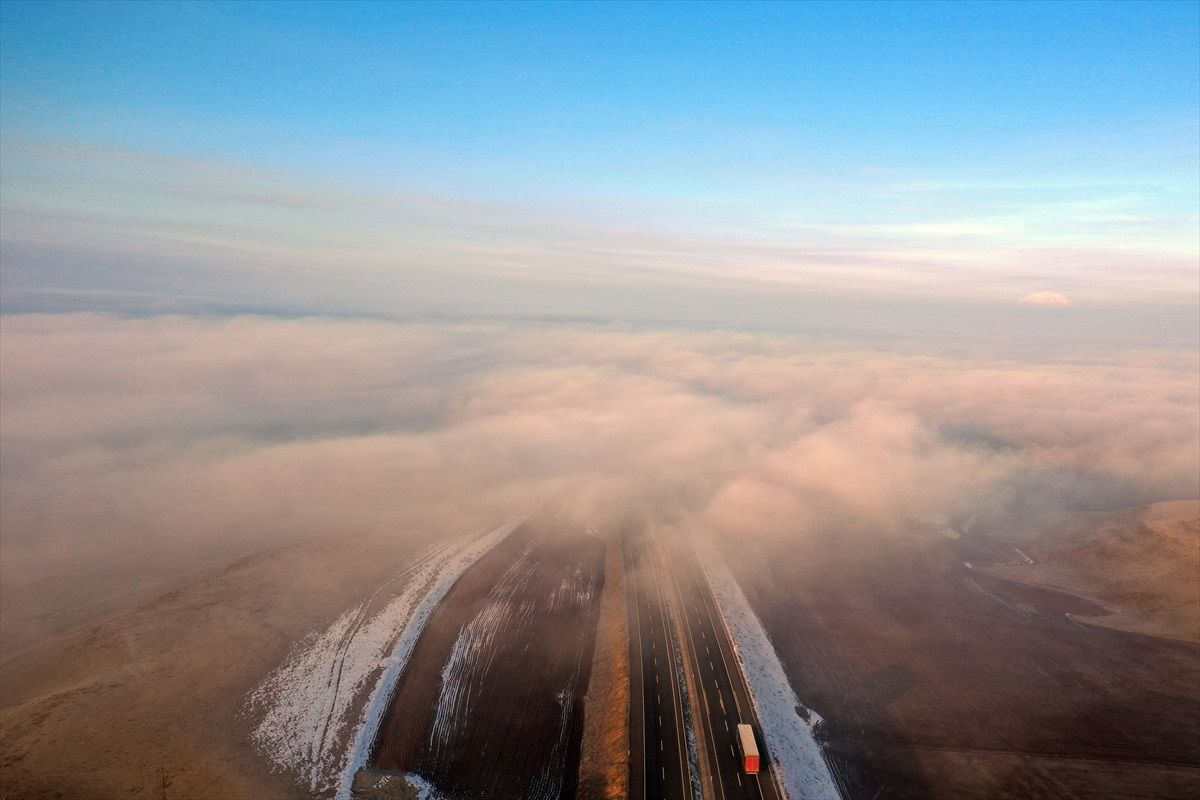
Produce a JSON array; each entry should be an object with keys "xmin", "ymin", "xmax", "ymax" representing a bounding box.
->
[
  {"xmin": 724, "ymin": 719, "xmax": 729, "ymax": 731},
  {"xmin": 645, "ymin": 527, "xmax": 693, "ymax": 800},
  {"xmin": 662, "ymin": 534, "xmax": 730, "ymax": 800},
  {"xmin": 737, "ymin": 772, "xmax": 742, "ymax": 786},
  {"xmin": 660, "ymin": 739, "xmax": 664, "ymax": 751},
  {"xmin": 684, "ymin": 548, "xmax": 747, "ymax": 721}
]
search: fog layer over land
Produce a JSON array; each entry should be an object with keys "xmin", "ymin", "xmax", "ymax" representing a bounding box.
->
[{"xmin": 2, "ymin": 313, "xmax": 1196, "ymax": 656}]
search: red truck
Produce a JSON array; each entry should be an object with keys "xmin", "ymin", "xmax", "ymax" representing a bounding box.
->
[{"xmin": 736, "ymin": 723, "xmax": 760, "ymax": 774}]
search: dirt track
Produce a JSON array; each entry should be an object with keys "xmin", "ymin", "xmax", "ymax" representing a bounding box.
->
[{"xmin": 369, "ymin": 519, "xmax": 605, "ymax": 800}]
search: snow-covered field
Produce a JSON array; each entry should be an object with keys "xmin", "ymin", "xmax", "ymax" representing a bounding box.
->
[
  {"xmin": 697, "ymin": 541, "xmax": 841, "ymax": 800},
  {"xmin": 244, "ymin": 521, "xmax": 519, "ymax": 797}
]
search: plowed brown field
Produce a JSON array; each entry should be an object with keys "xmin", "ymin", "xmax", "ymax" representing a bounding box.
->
[
  {"xmin": 369, "ymin": 518, "xmax": 605, "ymax": 800},
  {"xmin": 723, "ymin": 525, "xmax": 1200, "ymax": 799}
]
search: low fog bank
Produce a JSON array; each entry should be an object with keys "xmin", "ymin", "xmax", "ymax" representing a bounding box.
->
[{"xmin": 2, "ymin": 313, "xmax": 1196, "ymax": 654}]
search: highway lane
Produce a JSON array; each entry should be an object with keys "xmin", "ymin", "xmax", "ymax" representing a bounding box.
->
[
  {"xmin": 664, "ymin": 530, "xmax": 782, "ymax": 800},
  {"xmin": 625, "ymin": 524, "xmax": 694, "ymax": 800}
]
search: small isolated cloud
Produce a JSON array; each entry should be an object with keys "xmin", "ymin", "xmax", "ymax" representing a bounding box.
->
[{"xmin": 1020, "ymin": 291, "xmax": 1072, "ymax": 307}]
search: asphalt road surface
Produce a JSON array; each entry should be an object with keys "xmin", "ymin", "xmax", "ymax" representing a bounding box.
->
[
  {"xmin": 668, "ymin": 533, "xmax": 782, "ymax": 800},
  {"xmin": 625, "ymin": 524, "xmax": 695, "ymax": 800}
]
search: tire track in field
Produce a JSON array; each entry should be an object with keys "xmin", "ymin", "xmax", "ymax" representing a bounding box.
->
[{"xmin": 311, "ymin": 540, "xmax": 457, "ymax": 765}]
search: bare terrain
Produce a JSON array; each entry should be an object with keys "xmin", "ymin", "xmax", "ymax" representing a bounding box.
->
[
  {"xmin": 2, "ymin": 504, "xmax": 1195, "ymax": 800},
  {"xmin": 0, "ymin": 534, "xmax": 429, "ymax": 800},
  {"xmin": 368, "ymin": 518, "xmax": 605, "ymax": 800},
  {"xmin": 720, "ymin": 518, "xmax": 1200, "ymax": 799},
  {"xmin": 990, "ymin": 501, "xmax": 1200, "ymax": 642}
]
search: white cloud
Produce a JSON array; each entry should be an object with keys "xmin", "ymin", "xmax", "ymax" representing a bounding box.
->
[
  {"xmin": 1020, "ymin": 291, "xmax": 1073, "ymax": 307},
  {"xmin": 2, "ymin": 313, "xmax": 1195, "ymax": 654}
]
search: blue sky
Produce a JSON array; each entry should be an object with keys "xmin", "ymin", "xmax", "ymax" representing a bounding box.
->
[
  {"xmin": 1, "ymin": 1, "xmax": 1197, "ymax": 341},
  {"xmin": 4, "ymin": 1, "xmax": 1197, "ymax": 193}
]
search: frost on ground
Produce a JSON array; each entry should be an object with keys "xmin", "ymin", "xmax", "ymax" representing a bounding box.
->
[
  {"xmin": 244, "ymin": 522, "xmax": 519, "ymax": 798},
  {"xmin": 1011, "ymin": 545, "xmax": 1035, "ymax": 565},
  {"xmin": 395, "ymin": 773, "xmax": 444, "ymax": 800},
  {"xmin": 427, "ymin": 540, "xmax": 540, "ymax": 756},
  {"xmin": 665, "ymin": 599, "xmax": 704, "ymax": 800},
  {"xmin": 351, "ymin": 771, "xmax": 446, "ymax": 800},
  {"xmin": 422, "ymin": 531, "xmax": 599, "ymax": 800},
  {"xmin": 697, "ymin": 541, "xmax": 841, "ymax": 800}
]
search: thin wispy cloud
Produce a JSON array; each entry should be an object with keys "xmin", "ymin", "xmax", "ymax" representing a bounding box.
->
[
  {"xmin": 1020, "ymin": 291, "xmax": 1073, "ymax": 307},
  {"xmin": 2, "ymin": 139, "xmax": 1196, "ymax": 339}
]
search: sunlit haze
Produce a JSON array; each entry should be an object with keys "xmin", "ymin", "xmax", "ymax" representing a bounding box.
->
[{"xmin": 1, "ymin": 3, "xmax": 1197, "ymax": 800}]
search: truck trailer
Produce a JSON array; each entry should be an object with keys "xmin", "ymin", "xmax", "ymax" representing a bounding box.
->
[{"xmin": 736, "ymin": 723, "xmax": 760, "ymax": 774}]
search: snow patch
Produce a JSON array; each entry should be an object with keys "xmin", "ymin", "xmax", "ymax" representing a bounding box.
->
[
  {"xmin": 428, "ymin": 539, "xmax": 539, "ymax": 757},
  {"xmin": 697, "ymin": 543, "xmax": 840, "ymax": 800},
  {"xmin": 399, "ymin": 772, "xmax": 446, "ymax": 800},
  {"xmin": 334, "ymin": 521, "xmax": 520, "ymax": 799},
  {"xmin": 242, "ymin": 521, "xmax": 518, "ymax": 798},
  {"xmin": 963, "ymin": 575, "xmax": 1033, "ymax": 617}
]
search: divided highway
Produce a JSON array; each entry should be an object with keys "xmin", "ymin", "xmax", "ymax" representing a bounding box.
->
[
  {"xmin": 625, "ymin": 524, "xmax": 694, "ymax": 800},
  {"xmin": 626, "ymin": 521, "xmax": 782, "ymax": 800},
  {"xmin": 668, "ymin": 532, "xmax": 781, "ymax": 800}
]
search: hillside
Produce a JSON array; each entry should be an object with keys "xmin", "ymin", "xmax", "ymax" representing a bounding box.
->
[{"xmin": 993, "ymin": 501, "xmax": 1200, "ymax": 642}]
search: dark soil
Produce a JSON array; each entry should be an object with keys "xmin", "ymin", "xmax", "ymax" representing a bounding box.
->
[
  {"xmin": 722, "ymin": 526, "xmax": 1200, "ymax": 799},
  {"xmin": 369, "ymin": 519, "xmax": 606, "ymax": 800}
]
